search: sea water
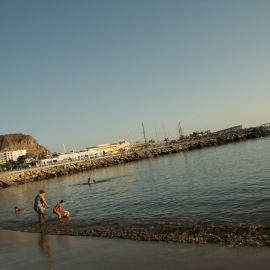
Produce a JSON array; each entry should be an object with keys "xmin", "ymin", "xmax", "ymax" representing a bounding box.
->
[{"xmin": 0, "ymin": 137, "xmax": 270, "ymax": 228}]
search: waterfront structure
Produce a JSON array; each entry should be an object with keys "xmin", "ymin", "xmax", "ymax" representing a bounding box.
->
[
  {"xmin": 142, "ymin": 123, "xmax": 147, "ymax": 143},
  {"xmin": 40, "ymin": 141, "xmax": 131, "ymax": 166},
  {"xmin": 0, "ymin": 149, "xmax": 27, "ymax": 164},
  {"xmin": 86, "ymin": 140, "xmax": 131, "ymax": 156},
  {"xmin": 213, "ymin": 125, "xmax": 242, "ymax": 135},
  {"xmin": 40, "ymin": 157, "xmax": 58, "ymax": 166}
]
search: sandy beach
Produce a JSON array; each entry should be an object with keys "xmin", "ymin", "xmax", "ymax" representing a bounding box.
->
[{"xmin": 1, "ymin": 229, "xmax": 270, "ymax": 270}]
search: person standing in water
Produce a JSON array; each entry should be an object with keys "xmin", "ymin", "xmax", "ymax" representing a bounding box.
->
[
  {"xmin": 14, "ymin": 206, "xmax": 22, "ymax": 216},
  {"xmin": 33, "ymin": 190, "xmax": 50, "ymax": 224},
  {"xmin": 88, "ymin": 177, "xmax": 96, "ymax": 184}
]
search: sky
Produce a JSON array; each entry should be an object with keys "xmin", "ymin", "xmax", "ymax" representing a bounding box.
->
[{"xmin": 1, "ymin": 0, "xmax": 270, "ymax": 152}]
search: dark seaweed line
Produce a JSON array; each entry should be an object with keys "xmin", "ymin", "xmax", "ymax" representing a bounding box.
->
[{"xmin": 5, "ymin": 220, "xmax": 270, "ymax": 247}]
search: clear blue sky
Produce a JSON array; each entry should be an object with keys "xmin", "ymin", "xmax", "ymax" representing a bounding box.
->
[{"xmin": 1, "ymin": 0, "xmax": 269, "ymax": 152}]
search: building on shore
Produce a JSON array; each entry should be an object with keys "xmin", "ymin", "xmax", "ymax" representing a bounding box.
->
[
  {"xmin": 40, "ymin": 141, "xmax": 131, "ymax": 166},
  {"xmin": 86, "ymin": 140, "xmax": 131, "ymax": 157},
  {"xmin": 0, "ymin": 149, "xmax": 27, "ymax": 165}
]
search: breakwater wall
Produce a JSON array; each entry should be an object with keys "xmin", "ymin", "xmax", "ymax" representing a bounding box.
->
[{"xmin": 1, "ymin": 125, "xmax": 270, "ymax": 189}]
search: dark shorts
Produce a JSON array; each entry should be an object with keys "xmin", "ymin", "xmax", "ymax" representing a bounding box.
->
[{"xmin": 34, "ymin": 205, "xmax": 45, "ymax": 214}]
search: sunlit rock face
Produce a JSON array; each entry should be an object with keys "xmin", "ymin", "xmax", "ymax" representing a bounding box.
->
[{"xmin": 0, "ymin": 133, "xmax": 51, "ymax": 158}]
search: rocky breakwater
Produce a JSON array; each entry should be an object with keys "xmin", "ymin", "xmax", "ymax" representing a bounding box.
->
[{"xmin": 0, "ymin": 125, "xmax": 270, "ymax": 189}]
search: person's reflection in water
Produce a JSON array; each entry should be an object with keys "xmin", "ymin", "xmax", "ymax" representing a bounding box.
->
[
  {"xmin": 38, "ymin": 233, "xmax": 53, "ymax": 268},
  {"xmin": 56, "ymin": 235, "xmax": 70, "ymax": 249},
  {"xmin": 56, "ymin": 215, "xmax": 71, "ymax": 226}
]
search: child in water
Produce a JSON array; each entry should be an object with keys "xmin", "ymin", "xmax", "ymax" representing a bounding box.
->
[
  {"xmin": 53, "ymin": 200, "xmax": 64, "ymax": 219},
  {"xmin": 14, "ymin": 206, "xmax": 21, "ymax": 216}
]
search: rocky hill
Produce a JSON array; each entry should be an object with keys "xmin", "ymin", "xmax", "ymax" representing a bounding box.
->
[{"xmin": 0, "ymin": 133, "xmax": 51, "ymax": 157}]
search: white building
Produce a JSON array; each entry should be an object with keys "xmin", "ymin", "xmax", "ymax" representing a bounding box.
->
[
  {"xmin": 86, "ymin": 141, "xmax": 131, "ymax": 156},
  {"xmin": 40, "ymin": 151, "xmax": 91, "ymax": 166},
  {"xmin": 0, "ymin": 149, "xmax": 27, "ymax": 164},
  {"xmin": 40, "ymin": 141, "xmax": 131, "ymax": 166}
]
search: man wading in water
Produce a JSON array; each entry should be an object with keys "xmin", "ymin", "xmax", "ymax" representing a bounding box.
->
[{"xmin": 33, "ymin": 190, "xmax": 50, "ymax": 224}]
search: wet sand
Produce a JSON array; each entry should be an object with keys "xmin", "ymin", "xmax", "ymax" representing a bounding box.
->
[{"xmin": 1, "ymin": 230, "xmax": 270, "ymax": 270}]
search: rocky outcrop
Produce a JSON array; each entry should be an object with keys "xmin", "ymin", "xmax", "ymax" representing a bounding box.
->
[
  {"xmin": 0, "ymin": 133, "xmax": 50, "ymax": 157},
  {"xmin": 0, "ymin": 125, "xmax": 270, "ymax": 189}
]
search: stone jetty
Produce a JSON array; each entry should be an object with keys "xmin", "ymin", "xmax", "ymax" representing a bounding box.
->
[{"xmin": 1, "ymin": 125, "xmax": 270, "ymax": 189}]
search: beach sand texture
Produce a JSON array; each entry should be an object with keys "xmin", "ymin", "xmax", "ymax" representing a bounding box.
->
[{"xmin": 1, "ymin": 230, "xmax": 270, "ymax": 270}]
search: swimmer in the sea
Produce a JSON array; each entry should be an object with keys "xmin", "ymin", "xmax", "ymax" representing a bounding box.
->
[{"xmin": 88, "ymin": 177, "xmax": 96, "ymax": 184}]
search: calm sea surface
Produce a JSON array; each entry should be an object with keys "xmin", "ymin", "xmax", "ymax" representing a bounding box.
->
[{"xmin": 1, "ymin": 137, "xmax": 270, "ymax": 228}]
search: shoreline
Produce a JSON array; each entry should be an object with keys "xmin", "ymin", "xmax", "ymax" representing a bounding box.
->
[
  {"xmin": 1, "ymin": 125, "xmax": 270, "ymax": 189},
  {"xmin": 4, "ymin": 220, "xmax": 270, "ymax": 247},
  {"xmin": 2, "ymin": 230, "xmax": 270, "ymax": 270}
]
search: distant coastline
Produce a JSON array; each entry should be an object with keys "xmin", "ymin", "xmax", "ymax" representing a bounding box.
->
[{"xmin": 1, "ymin": 125, "xmax": 270, "ymax": 189}]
